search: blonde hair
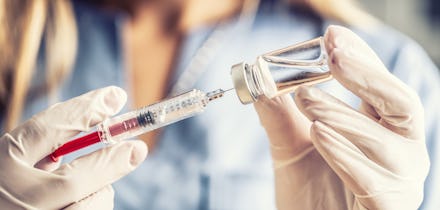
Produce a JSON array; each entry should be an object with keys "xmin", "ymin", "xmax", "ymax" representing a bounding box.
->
[
  {"xmin": 0, "ymin": 0, "xmax": 77, "ymax": 131},
  {"xmin": 0, "ymin": 0, "xmax": 373, "ymax": 131}
]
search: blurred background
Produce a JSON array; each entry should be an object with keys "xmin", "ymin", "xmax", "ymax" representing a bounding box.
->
[{"xmin": 359, "ymin": 0, "xmax": 440, "ymax": 67}]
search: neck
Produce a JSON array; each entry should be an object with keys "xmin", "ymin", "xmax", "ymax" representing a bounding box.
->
[{"xmin": 127, "ymin": 0, "xmax": 242, "ymax": 34}]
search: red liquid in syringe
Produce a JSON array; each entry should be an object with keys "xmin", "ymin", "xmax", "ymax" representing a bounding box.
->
[
  {"xmin": 50, "ymin": 131, "xmax": 101, "ymax": 161},
  {"xmin": 50, "ymin": 117, "xmax": 141, "ymax": 161},
  {"xmin": 108, "ymin": 117, "xmax": 140, "ymax": 136}
]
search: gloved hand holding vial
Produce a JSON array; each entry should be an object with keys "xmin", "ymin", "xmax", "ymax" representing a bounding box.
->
[{"xmin": 254, "ymin": 26, "xmax": 429, "ymax": 210}]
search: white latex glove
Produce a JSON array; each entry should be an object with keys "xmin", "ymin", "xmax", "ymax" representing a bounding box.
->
[
  {"xmin": 0, "ymin": 86, "xmax": 148, "ymax": 209},
  {"xmin": 255, "ymin": 25, "xmax": 430, "ymax": 210}
]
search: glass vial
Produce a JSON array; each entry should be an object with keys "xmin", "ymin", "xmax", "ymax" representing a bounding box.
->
[{"xmin": 231, "ymin": 37, "xmax": 331, "ymax": 104}]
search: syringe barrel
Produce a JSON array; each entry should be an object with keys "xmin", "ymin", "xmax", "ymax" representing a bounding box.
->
[{"xmin": 97, "ymin": 89, "xmax": 208, "ymax": 144}]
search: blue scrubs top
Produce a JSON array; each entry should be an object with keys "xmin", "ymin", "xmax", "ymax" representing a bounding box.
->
[{"xmin": 5, "ymin": 1, "xmax": 439, "ymax": 209}]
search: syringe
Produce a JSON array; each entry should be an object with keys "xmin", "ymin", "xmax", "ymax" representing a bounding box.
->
[{"xmin": 50, "ymin": 88, "xmax": 230, "ymax": 161}]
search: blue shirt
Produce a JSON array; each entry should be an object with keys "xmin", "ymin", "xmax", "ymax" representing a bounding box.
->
[{"xmin": 7, "ymin": 1, "xmax": 440, "ymax": 209}]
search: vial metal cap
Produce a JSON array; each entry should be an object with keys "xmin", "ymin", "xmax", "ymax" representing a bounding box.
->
[{"xmin": 231, "ymin": 62, "xmax": 256, "ymax": 104}]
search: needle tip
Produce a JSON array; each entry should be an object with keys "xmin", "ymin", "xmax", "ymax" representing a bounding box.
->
[{"xmin": 206, "ymin": 88, "xmax": 234, "ymax": 101}]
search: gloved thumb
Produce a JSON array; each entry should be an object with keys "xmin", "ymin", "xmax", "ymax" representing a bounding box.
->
[{"xmin": 324, "ymin": 25, "xmax": 424, "ymax": 139}]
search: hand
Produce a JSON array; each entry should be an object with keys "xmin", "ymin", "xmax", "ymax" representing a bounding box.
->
[
  {"xmin": 0, "ymin": 86, "xmax": 148, "ymax": 209},
  {"xmin": 255, "ymin": 26, "xmax": 430, "ymax": 210}
]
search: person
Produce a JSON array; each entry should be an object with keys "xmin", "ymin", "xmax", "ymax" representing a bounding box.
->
[{"xmin": 0, "ymin": 0, "xmax": 439, "ymax": 209}]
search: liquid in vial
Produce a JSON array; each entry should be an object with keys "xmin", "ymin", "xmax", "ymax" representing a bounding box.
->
[{"xmin": 231, "ymin": 37, "xmax": 331, "ymax": 104}]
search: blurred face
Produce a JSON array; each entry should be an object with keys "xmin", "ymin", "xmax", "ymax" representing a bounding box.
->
[{"xmin": 80, "ymin": 0, "xmax": 242, "ymax": 32}]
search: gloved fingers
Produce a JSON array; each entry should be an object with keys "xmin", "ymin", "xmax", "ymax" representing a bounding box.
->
[
  {"xmin": 8, "ymin": 86, "xmax": 127, "ymax": 165},
  {"xmin": 254, "ymin": 94, "xmax": 313, "ymax": 161},
  {"xmin": 294, "ymin": 86, "xmax": 422, "ymax": 175},
  {"xmin": 309, "ymin": 120, "xmax": 393, "ymax": 196},
  {"xmin": 46, "ymin": 140, "xmax": 147, "ymax": 208},
  {"xmin": 62, "ymin": 185, "xmax": 114, "ymax": 210},
  {"xmin": 324, "ymin": 25, "xmax": 424, "ymax": 140},
  {"xmin": 359, "ymin": 101, "xmax": 380, "ymax": 122},
  {"xmin": 311, "ymin": 119, "xmax": 429, "ymax": 207}
]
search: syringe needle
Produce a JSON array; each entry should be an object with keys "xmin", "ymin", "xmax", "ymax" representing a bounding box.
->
[
  {"xmin": 223, "ymin": 87, "xmax": 234, "ymax": 93},
  {"xmin": 206, "ymin": 88, "xmax": 234, "ymax": 101}
]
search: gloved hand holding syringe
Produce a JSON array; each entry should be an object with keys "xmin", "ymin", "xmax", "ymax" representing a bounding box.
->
[{"xmin": 51, "ymin": 36, "xmax": 330, "ymax": 161}]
